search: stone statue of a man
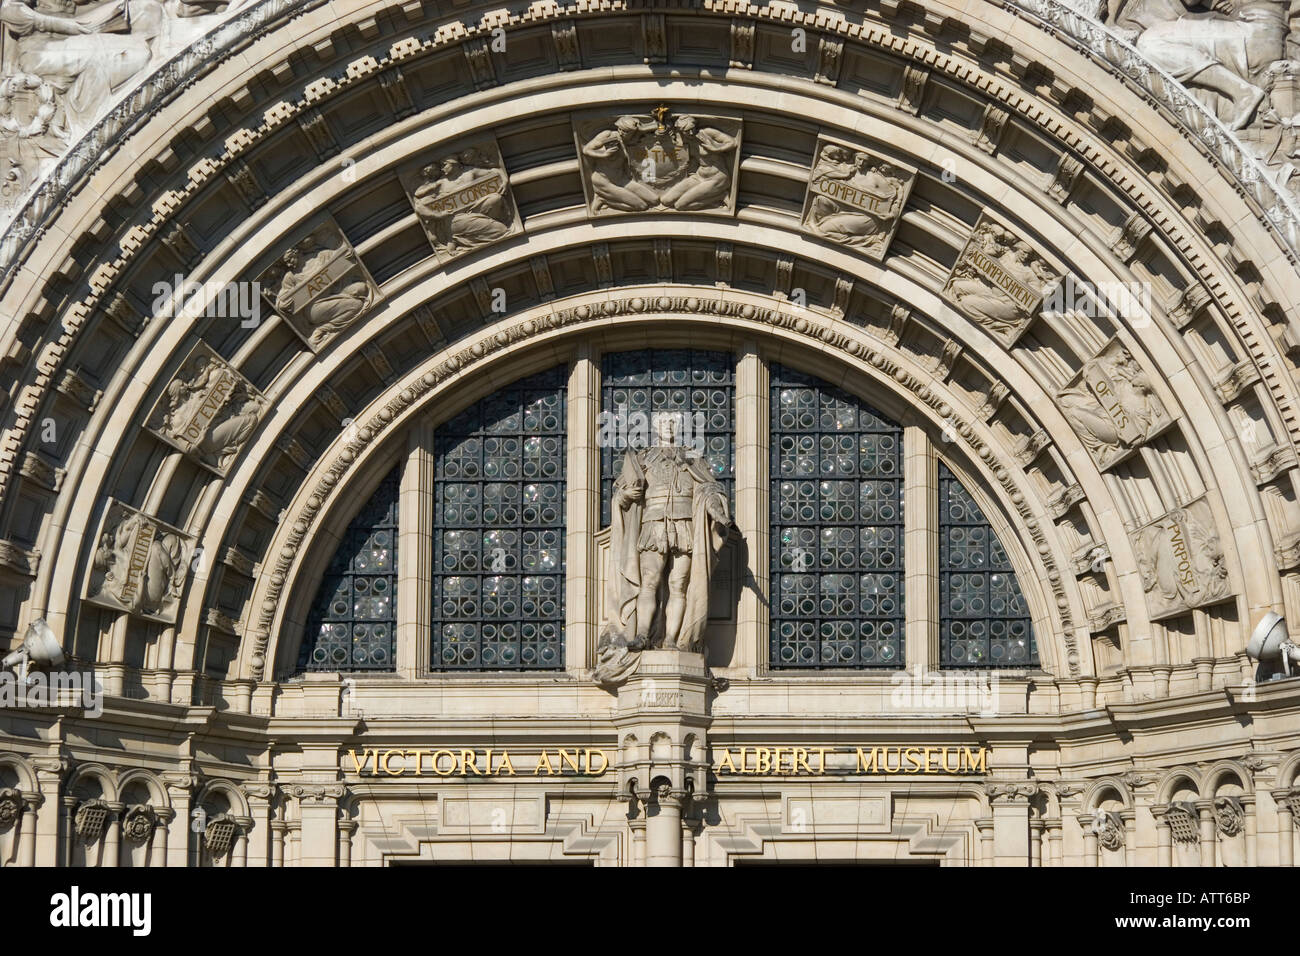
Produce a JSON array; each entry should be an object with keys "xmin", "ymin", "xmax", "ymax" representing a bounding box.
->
[{"xmin": 595, "ymin": 414, "xmax": 731, "ymax": 685}]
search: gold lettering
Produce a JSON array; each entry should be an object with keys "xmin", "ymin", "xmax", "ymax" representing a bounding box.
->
[
  {"xmin": 432, "ymin": 750, "xmax": 457, "ymax": 776},
  {"xmin": 856, "ymin": 748, "xmax": 879, "ymax": 773},
  {"xmin": 754, "ymin": 748, "xmax": 772, "ymax": 774},
  {"xmin": 961, "ymin": 747, "xmax": 988, "ymax": 773},
  {"xmin": 348, "ymin": 749, "xmax": 374, "ymax": 775},
  {"xmin": 407, "ymin": 749, "xmax": 428, "ymax": 776},
  {"xmin": 380, "ymin": 750, "xmax": 405, "ymax": 775},
  {"xmin": 558, "ymin": 749, "xmax": 582, "ymax": 774},
  {"xmin": 584, "ymin": 749, "xmax": 609, "ymax": 775},
  {"xmin": 942, "ymin": 747, "xmax": 959, "ymax": 773},
  {"xmin": 716, "ymin": 749, "xmax": 738, "ymax": 774},
  {"xmin": 924, "ymin": 747, "xmax": 940, "ymax": 773},
  {"xmin": 460, "ymin": 749, "xmax": 482, "ymax": 775},
  {"xmin": 817, "ymin": 748, "xmax": 828, "ymax": 774},
  {"xmin": 534, "ymin": 751, "xmax": 555, "ymax": 775},
  {"xmin": 794, "ymin": 748, "xmax": 812, "ymax": 774},
  {"xmin": 904, "ymin": 747, "xmax": 924, "ymax": 772}
]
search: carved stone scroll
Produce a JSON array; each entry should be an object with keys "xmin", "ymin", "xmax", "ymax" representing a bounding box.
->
[
  {"xmin": 146, "ymin": 342, "xmax": 267, "ymax": 476},
  {"xmin": 800, "ymin": 136, "xmax": 915, "ymax": 261},
  {"xmin": 942, "ymin": 214, "xmax": 1060, "ymax": 346},
  {"xmin": 400, "ymin": 139, "xmax": 522, "ymax": 264},
  {"xmin": 1133, "ymin": 496, "xmax": 1231, "ymax": 620},
  {"xmin": 257, "ymin": 216, "xmax": 380, "ymax": 352},
  {"xmin": 1056, "ymin": 338, "xmax": 1171, "ymax": 470},
  {"xmin": 574, "ymin": 107, "xmax": 742, "ymax": 217},
  {"xmin": 85, "ymin": 501, "xmax": 194, "ymax": 624}
]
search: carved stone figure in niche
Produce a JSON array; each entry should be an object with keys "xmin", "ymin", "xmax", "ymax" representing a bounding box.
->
[
  {"xmin": 1056, "ymin": 340, "xmax": 1170, "ymax": 469},
  {"xmin": 258, "ymin": 219, "xmax": 379, "ymax": 351},
  {"xmin": 146, "ymin": 342, "xmax": 266, "ymax": 475},
  {"xmin": 801, "ymin": 141, "xmax": 913, "ymax": 259},
  {"xmin": 1133, "ymin": 497, "xmax": 1231, "ymax": 619},
  {"xmin": 402, "ymin": 141, "xmax": 521, "ymax": 262},
  {"xmin": 575, "ymin": 107, "xmax": 742, "ymax": 217},
  {"xmin": 1106, "ymin": 0, "xmax": 1293, "ymax": 130},
  {"xmin": 942, "ymin": 217, "xmax": 1060, "ymax": 345},
  {"xmin": 87, "ymin": 501, "xmax": 192, "ymax": 622},
  {"xmin": 595, "ymin": 413, "xmax": 732, "ymax": 685}
]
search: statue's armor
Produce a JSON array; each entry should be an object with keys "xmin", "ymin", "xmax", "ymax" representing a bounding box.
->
[{"xmin": 641, "ymin": 447, "xmax": 698, "ymax": 521}]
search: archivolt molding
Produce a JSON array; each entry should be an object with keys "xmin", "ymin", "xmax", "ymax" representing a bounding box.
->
[{"xmin": 0, "ymin": 0, "xmax": 1293, "ymax": 696}]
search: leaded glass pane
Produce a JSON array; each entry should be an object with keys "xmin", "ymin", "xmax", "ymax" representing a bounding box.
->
[
  {"xmin": 432, "ymin": 368, "xmax": 566, "ymax": 670},
  {"xmin": 299, "ymin": 465, "xmax": 401, "ymax": 672},
  {"xmin": 938, "ymin": 462, "xmax": 1037, "ymax": 668},
  {"xmin": 600, "ymin": 349, "xmax": 734, "ymax": 526},
  {"xmin": 770, "ymin": 366, "xmax": 903, "ymax": 668}
]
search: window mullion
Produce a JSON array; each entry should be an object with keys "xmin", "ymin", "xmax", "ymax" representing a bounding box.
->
[
  {"xmin": 904, "ymin": 426, "xmax": 937, "ymax": 672},
  {"xmin": 566, "ymin": 348, "xmax": 599, "ymax": 675},
  {"xmin": 396, "ymin": 423, "xmax": 434, "ymax": 678},
  {"xmin": 734, "ymin": 342, "xmax": 769, "ymax": 677}
]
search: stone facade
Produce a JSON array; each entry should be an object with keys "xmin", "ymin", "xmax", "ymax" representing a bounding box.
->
[{"xmin": 3, "ymin": 0, "xmax": 1300, "ymax": 866}]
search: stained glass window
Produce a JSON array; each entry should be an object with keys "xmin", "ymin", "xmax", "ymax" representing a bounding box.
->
[
  {"xmin": 299, "ymin": 464, "xmax": 401, "ymax": 672},
  {"xmin": 770, "ymin": 366, "xmax": 903, "ymax": 668},
  {"xmin": 600, "ymin": 350, "xmax": 734, "ymax": 526},
  {"xmin": 938, "ymin": 462, "xmax": 1036, "ymax": 667},
  {"xmin": 432, "ymin": 368, "xmax": 566, "ymax": 669}
]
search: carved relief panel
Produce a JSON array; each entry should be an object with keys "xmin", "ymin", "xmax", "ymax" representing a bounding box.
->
[
  {"xmin": 399, "ymin": 139, "xmax": 523, "ymax": 264},
  {"xmin": 1133, "ymin": 497, "xmax": 1231, "ymax": 620},
  {"xmin": 1056, "ymin": 338, "xmax": 1172, "ymax": 471},
  {"xmin": 800, "ymin": 136, "xmax": 915, "ymax": 261},
  {"xmin": 257, "ymin": 217, "xmax": 380, "ymax": 352},
  {"xmin": 942, "ymin": 214, "xmax": 1060, "ymax": 346},
  {"xmin": 145, "ymin": 342, "xmax": 267, "ymax": 476},
  {"xmin": 85, "ymin": 501, "xmax": 195, "ymax": 623},
  {"xmin": 574, "ymin": 106, "xmax": 742, "ymax": 217}
]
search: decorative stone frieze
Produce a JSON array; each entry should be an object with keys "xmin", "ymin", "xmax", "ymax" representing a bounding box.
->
[
  {"xmin": 800, "ymin": 136, "xmax": 915, "ymax": 261},
  {"xmin": 1132, "ymin": 497, "xmax": 1231, "ymax": 620},
  {"xmin": 400, "ymin": 139, "xmax": 523, "ymax": 264},
  {"xmin": 85, "ymin": 501, "xmax": 194, "ymax": 624}
]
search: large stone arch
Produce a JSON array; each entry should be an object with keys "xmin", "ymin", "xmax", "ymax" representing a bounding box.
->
[{"xmin": 1, "ymin": 0, "xmax": 1296, "ymax": 708}]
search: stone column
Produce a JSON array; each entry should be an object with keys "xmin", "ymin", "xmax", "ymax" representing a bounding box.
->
[
  {"xmin": 1152, "ymin": 807, "xmax": 1172, "ymax": 867},
  {"xmin": 629, "ymin": 817, "xmax": 646, "ymax": 867},
  {"xmin": 242, "ymin": 784, "xmax": 275, "ymax": 867},
  {"xmin": 1121, "ymin": 808, "xmax": 1137, "ymax": 867},
  {"xmin": 1030, "ymin": 818, "xmax": 1043, "ymax": 866},
  {"xmin": 566, "ymin": 347, "xmax": 600, "ymax": 673},
  {"xmin": 1044, "ymin": 819, "xmax": 1062, "ymax": 866},
  {"xmin": 102, "ymin": 802, "xmax": 123, "ymax": 867},
  {"xmin": 1079, "ymin": 813, "xmax": 1099, "ymax": 867},
  {"xmin": 152, "ymin": 809, "xmax": 172, "ymax": 867},
  {"xmin": 162, "ymin": 773, "xmax": 195, "ymax": 869},
  {"xmin": 987, "ymin": 783, "xmax": 1035, "ymax": 866},
  {"xmin": 613, "ymin": 649, "xmax": 713, "ymax": 868},
  {"xmin": 974, "ymin": 818, "xmax": 993, "ymax": 866},
  {"xmin": 1197, "ymin": 800, "xmax": 1216, "ymax": 867},
  {"xmin": 1272, "ymin": 790, "xmax": 1294, "ymax": 866},
  {"xmin": 61, "ymin": 797, "xmax": 77, "ymax": 867},
  {"xmin": 397, "ymin": 423, "xmax": 434, "ymax": 678},
  {"xmin": 31, "ymin": 757, "xmax": 64, "ymax": 867},
  {"xmin": 645, "ymin": 785, "xmax": 685, "ymax": 867},
  {"xmin": 903, "ymin": 427, "xmax": 937, "ymax": 671},
  {"xmin": 289, "ymin": 785, "xmax": 346, "ymax": 867},
  {"xmin": 339, "ymin": 818, "xmax": 357, "ymax": 867},
  {"xmin": 271, "ymin": 820, "xmax": 287, "ymax": 867},
  {"xmin": 1243, "ymin": 796, "xmax": 1257, "ymax": 867},
  {"xmin": 19, "ymin": 794, "xmax": 40, "ymax": 867},
  {"xmin": 733, "ymin": 342, "xmax": 768, "ymax": 675}
]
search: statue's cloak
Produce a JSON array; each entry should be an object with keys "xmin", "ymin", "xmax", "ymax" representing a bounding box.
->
[{"xmin": 594, "ymin": 448, "xmax": 727, "ymax": 685}]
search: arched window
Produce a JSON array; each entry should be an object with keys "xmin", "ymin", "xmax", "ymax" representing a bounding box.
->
[
  {"xmin": 431, "ymin": 368, "xmax": 567, "ymax": 670},
  {"xmin": 298, "ymin": 464, "xmax": 401, "ymax": 672},
  {"xmin": 938, "ymin": 462, "xmax": 1036, "ymax": 667},
  {"xmin": 770, "ymin": 366, "xmax": 904, "ymax": 668}
]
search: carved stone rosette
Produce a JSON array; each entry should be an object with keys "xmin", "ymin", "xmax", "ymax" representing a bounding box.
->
[
  {"xmin": 1056, "ymin": 338, "xmax": 1172, "ymax": 471},
  {"xmin": 573, "ymin": 107, "xmax": 742, "ymax": 218},
  {"xmin": 85, "ymin": 501, "xmax": 195, "ymax": 624},
  {"xmin": 145, "ymin": 342, "xmax": 268, "ymax": 476},
  {"xmin": 942, "ymin": 214, "xmax": 1061, "ymax": 346},
  {"xmin": 1133, "ymin": 497, "xmax": 1231, "ymax": 620},
  {"xmin": 400, "ymin": 139, "xmax": 523, "ymax": 264},
  {"xmin": 800, "ymin": 136, "xmax": 915, "ymax": 261},
  {"xmin": 121, "ymin": 804, "xmax": 157, "ymax": 844},
  {"xmin": 257, "ymin": 216, "xmax": 381, "ymax": 352}
]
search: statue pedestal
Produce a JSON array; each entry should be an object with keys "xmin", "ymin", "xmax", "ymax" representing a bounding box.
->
[{"xmin": 613, "ymin": 650, "xmax": 713, "ymax": 866}]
